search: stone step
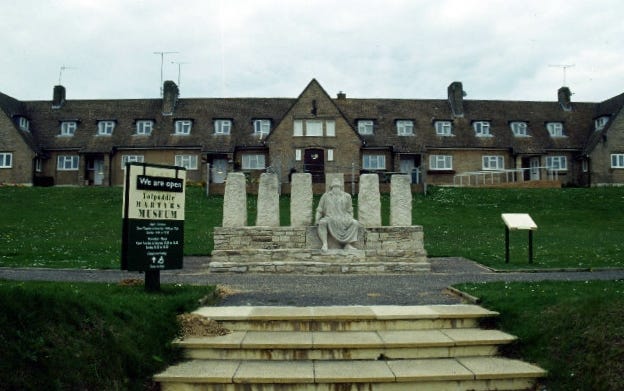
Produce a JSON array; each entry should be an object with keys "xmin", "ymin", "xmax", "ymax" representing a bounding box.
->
[
  {"xmin": 177, "ymin": 328, "xmax": 516, "ymax": 360},
  {"xmin": 193, "ymin": 305, "xmax": 499, "ymax": 331},
  {"xmin": 208, "ymin": 259, "xmax": 431, "ymax": 274},
  {"xmin": 155, "ymin": 357, "xmax": 547, "ymax": 391}
]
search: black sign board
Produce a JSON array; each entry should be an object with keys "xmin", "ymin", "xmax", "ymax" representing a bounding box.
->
[{"xmin": 121, "ymin": 163, "xmax": 186, "ymax": 275}]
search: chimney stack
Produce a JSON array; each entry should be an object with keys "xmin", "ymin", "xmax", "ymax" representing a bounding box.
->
[
  {"xmin": 447, "ymin": 81, "xmax": 464, "ymax": 117},
  {"xmin": 337, "ymin": 91, "xmax": 346, "ymax": 100},
  {"xmin": 558, "ymin": 86, "xmax": 572, "ymax": 111},
  {"xmin": 52, "ymin": 85, "xmax": 66, "ymax": 109},
  {"xmin": 162, "ymin": 80, "xmax": 179, "ymax": 115}
]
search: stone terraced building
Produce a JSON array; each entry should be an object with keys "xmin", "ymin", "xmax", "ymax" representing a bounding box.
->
[{"xmin": 1, "ymin": 78, "xmax": 624, "ymax": 190}]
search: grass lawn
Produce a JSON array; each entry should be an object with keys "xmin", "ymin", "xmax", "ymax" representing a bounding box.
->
[
  {"xmin": 0, "ymin": 280, "xmax": 214, "ymax": 390},
  {"xmin": 455, "ymin": 280, "xmax": 624, "ymax": 391},
  {"xmin": 1, "ymin": 185, "xmax": 623, "ymax": 269}
]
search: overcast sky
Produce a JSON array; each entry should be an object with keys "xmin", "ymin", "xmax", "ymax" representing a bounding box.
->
[{"xmin": 2, "ymin": 0, "xmax": 623, "ymax": 103}]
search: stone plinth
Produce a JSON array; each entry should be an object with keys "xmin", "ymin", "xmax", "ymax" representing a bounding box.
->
[
  {"xmin": 391, "ymin": 174, "xmax": 412, "ymax": 226},
  {"xmin": 290, "ymin": 173, "xmax": 313, "ymax": 227},
  {"xmin": 210, "ymin": 225, "xmax": 429, "ymax": 274}
]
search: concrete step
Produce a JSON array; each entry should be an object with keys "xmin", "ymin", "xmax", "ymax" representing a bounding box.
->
[
  {"xmin": 177, "ymin": 328, "xmax": 516, "ymax": 360},
  {"xmin": 193, "ymin": 305, "xmax": 499, "ymax": 331},
  {"xmin": 155, "ymin": 357, "xmax": 547, "ymax": 391}
]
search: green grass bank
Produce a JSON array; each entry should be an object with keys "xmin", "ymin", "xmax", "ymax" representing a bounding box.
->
[
  {"xmin": 455, "ymin": 280, "xmax": 624, "ymax": 391},
  {"xmin": 0, "ymin": 280, "xmax": 214, "ymax": 390},
  {"xmin": 1, "ymin": 186, "xmax": 623, "ymax": 269}
]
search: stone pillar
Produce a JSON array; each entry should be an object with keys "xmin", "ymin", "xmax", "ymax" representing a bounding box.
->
[
  {"xmin": 358, "ymin": 173, "xmax": 381, "ymax": 227},
  {"xmin": 290, "ymin": 173, "xmax": 313, "ymax": 227},
  {"xmin": 222, "ymin": 172, "xmax": 247, "ymax": 227},
  {"xmin": 256, "ymin": 173, "xmax": 280, "ymax": 226},
  {"xmin": 325, "ymin": 173, "xmax": 344, "ymax": 192},
  {"xmin": 391, "ymin": 174, "xmax": 412, "ymax": 226}
]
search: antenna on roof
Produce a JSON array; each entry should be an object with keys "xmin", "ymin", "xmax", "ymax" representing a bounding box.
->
[
  {"xmin": 171, "ymin": 61, "xmax": 190, "ymax": 89},
  {"xmin": 549, "ymin": 64, "xmax": 575, "ymax": 86},
  {"xmin": 153, "ymin": 51, "xmax": 179, "ymax": 96},
  {"xmin": 58, "ymin": 65, "xmax": 76, "ymax": 85}
]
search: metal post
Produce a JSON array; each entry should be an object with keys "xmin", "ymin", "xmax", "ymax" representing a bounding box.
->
[
  {"xmin": 145, "ymin": 270, "xmax": 160, "ymax": 292},
  {"xmin": 205, "ymin": 163, "xmax": 210, "ymax": 196},
  {"xmin": 351, "ymin": 162, "xmax": 356, "ymax": 195},
  {"xmin": 528, "ymin": 230, "xmax": 534, "ymax": 264},
  {"xmin": 505, "ymin": 226, "xmax": 510, "ymax": 263}
]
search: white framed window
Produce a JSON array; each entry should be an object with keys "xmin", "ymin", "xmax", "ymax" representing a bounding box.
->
[
  {"xmin": 325, "ymin": 120, "xmax": 335, "ymax": 137},
  {"xmin": 35, "ymin": 158, "xmax": 42, "ymax": 172},
  {"xmin": 362, "ymin": 154, "xmax": 386, "ymax": 170},
  {"xmin": 546, "ymin": 122, "xmax": 564, "ymax": 137},
  {"xmin": 136, "ymin": 120, "xmax": 153, "ymax": 135},
  {"xmin": 434, "ymin": 121, "xmax": 452, "ymax": 136},
  {"xmin": 510, "ymin": 121, "xmax": 528, "ymax": 137},
  {"xmin": 215, "ymin": 119, "xmax": 232, "ymax": 134},
  {"xmin": 18, "ymin": 117, "xmax": 30, "ymax": 131},
  {"xmin": 327, "ymin": 149, "xmax": 334, "ymax": 161},
  {"xmin": 0, "ymin": 152, "xmax": 12, "ymax": 168},
  {"xmin": 611, "ymin": 154, "xmax": 624, "ymax": 168},
  {"xmin": 305, "ymin": 120, "xmax": 323, "ymax": 136},
  {"xmin": 295, "ymin": 149, "xmax": 302, "ymax": 161},
  {"xmin": 57, "ymin": 155, "xmax": 79, "ymax": 171},
  {"xmin": 253, "ymin": 119, "xmax": 271, "ymax": 136},
  {"xmin": 174, "ymin": 120, "xmax": 192, "ymax": 135},
  {"xmin": 60, "ymin": 121, "xmax": 77, "ymax": 136},
  {"xmin": 482, "ymin": 155, "xmax": 504, "ymax": 170},
  {"xmin": 121, "ymin": 155, "xmax": 144, "ymax": 169},
  {"xmin": 429, "ymin": 155, "xmax": 453, "ymax": 170},
  {"xmin": 397, "ymin": 120, "xmax": 414, "ymax": 136},
  {"xmin": 293, "ymin": 120, "xmax": 303, "ymax": 136},
  {"xmin": 175, "ymin": 154, "xmax": 198, "ymax": 170},
  {"xmin": 473, "ymin": 121, "xmax": 491, "ymax": 137},
  {"xmin": 546, "ymin": 156, "xmax": 567, "ymax": 171},
  {"xmin": 97, "ymin": 121, "xmax": 115, "ymax": 135},
  {"xmin": 582, "ymin": 159, "xmax": 588, "ymax": 173},
  {"xmin": 595, "ymin": 116, "xmax": 610, "ymax": 131},
  {"xmin": 241, "ymin": 154, "xmax": 266, "ymax": 170},
  {"xmin": 358, "ymin": 120, "xmax": 374, "ymax": 135}
]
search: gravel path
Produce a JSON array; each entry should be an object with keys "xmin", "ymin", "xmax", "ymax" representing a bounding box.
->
[{"xmin": 1, "ymin": 257, "xmax": 623, "ymax": 306}]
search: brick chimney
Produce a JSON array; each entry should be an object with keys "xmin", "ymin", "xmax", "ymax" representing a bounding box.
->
[
  {"xmin": 558, "ymin": 86, "xmax": 572, "ymax": 111},
  {"xmin": 447, "ymin": 81, "xmax": 464, "ymax": 117},
  {"xmin": 162, "ymin": 80, "xmax": 179, "ymax": 115},
  {"xmin": 337, "ymin": 91, "xmax": 346, "ymax": 100},
  {"xmin": 52, "ymin": 85, "xmax": 66, "ymax": 109}
]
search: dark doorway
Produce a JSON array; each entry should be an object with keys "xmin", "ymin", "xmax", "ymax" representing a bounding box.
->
[{"xmin": 304, "ymin": 148, "xmax": 324, "ymax": 183}]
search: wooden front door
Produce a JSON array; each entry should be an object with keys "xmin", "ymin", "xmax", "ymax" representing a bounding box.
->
[{"xmin": 304, "ymin": 148, "xmax": 324, "ymax": 183}]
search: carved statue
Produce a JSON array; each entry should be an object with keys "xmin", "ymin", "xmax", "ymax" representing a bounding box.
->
[{"xmin": 315, "ymin": 178, "xmax": 360, "ymax": 251}]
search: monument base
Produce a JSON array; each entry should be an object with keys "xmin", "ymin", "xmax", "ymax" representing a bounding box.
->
[{"xmin": 210, "ymin": 226, "xmax": 430, "ymax": 274}]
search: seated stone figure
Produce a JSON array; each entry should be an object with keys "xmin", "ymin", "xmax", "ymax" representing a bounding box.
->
[{"xmin": 315, "ymin": 178, "xmax": 360, "ymax": 251}]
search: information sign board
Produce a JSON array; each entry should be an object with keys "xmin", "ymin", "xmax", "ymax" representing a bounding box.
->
[{"xmin": 121, "ymin": 163, "xmax": 186, "ymax": 272}]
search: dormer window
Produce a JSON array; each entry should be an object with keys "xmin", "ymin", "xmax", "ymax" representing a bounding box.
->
[
  {"xmin": 97, "ymin": 120, "xmax": 115, "ymax": 135},
  {"xmin": 253, "ymin": 119, "xmax": 271, "ymax": 136},
  {"xmin": 595, "ymin": 116, "xmax": 610, "ymax": 131},
  {"xmin": 136, "ymin": 120, "xmax": 154, "ymax": 135},
  {"xmin": 396, "ymin": 120, "xmax": 414, "ymax": 136},
  {"xmin": 510, "ymin": 121, "xmax": 528, "ymax": 137},
  {"xmin": 215, "ymin": 119, "xmax": 232, "ymax": 135},
  {"xmin": 60, "ymin": 121, "xmax": 77, "ymax": 136},
  {"xmin": 434, "ymin": 120, "xmax": 452, "ymax": 136},
  {"xmin": 473, "ymin": 121, "xmax": 491, "ymax": 137},
  {"xmin": 546, "ymin": 122, "xmax": 564, "ymax": 137},
  {"xmin": 174, "ymin": 120, "xmax": 192, "ymax": 135},
  {"xmin": 18, "ymin": 117, "xmax": 30, "ymax": 131},
  {"xmin": 357, "ymin": 120, "xmax": 374, "ymax": 135}
]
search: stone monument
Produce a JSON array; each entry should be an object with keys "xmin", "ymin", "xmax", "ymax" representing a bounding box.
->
[{"xmin": 315, "ymin": 178, "xmax": 360, "ymax": 251}]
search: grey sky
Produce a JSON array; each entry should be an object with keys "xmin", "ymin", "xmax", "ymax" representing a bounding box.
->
[{"xmin": 2, "ymin": 0, "xmax": 623, "ymax": 102}]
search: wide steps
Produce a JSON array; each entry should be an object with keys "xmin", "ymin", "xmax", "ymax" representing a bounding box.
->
[
  {"xmin": 193, "ymin": 304, "xmax": 498, "ymax": 331},
  {"xmin": 177, "ymin": 329, "xmax": 515, "ymax": 360},
  {"xmin": 155, "ymin": 305, "xmax": 546, "ymax": 391}
]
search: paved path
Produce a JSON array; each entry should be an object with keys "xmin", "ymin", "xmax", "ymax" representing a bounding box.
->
[{"xmin": 1, "ymin": 257, "xmax": 623, "ymax": 306}]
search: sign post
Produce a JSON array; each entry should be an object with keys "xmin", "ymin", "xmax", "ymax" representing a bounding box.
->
[
  {"xmin": 501, "ymin": 213, "xmax": 537, "ymax": 264},
  {"xmin": 121, "ymin": 163, "xmax": 186, "ymax": 291}
]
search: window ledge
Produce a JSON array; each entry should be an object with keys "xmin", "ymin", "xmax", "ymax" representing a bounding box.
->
[{"xmin": 427, "ymin": 170, "xmax": 455, "ymax": 174}]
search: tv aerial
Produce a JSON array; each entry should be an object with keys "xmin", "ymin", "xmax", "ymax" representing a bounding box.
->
[
  {"xmin": 153, "ymin": 51, "xmax": 179, "ymax": 96},
  {"xmin": 58, "ymin": 65, "xmax": 76, "ymax": 85},
  {"xmin": 549, "ymin": 64, "xmax": 575, "ymax": 86}
]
